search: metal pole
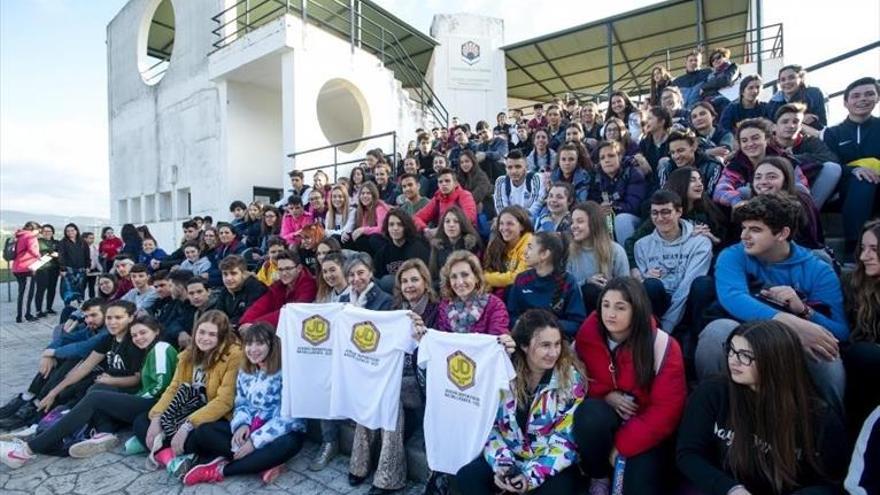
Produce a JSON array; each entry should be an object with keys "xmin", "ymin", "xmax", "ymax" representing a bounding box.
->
[
  {"xmin": 349, "ymin": 0, "xmax": 355, "ymax": 52},
  {"xmin": 755, "ymin": 0, "xmax": 764, "ymax": 75},
  {"xmin": 695, "ymin": 0, "xmax": 705, "ymax": 47},
  {"xmin": 302, "ymin": 0, "xmax": 308, "ymax": 24},
  {"xmin": 333, "ymin": 147, "xmax": 338, "ymax": 182},
  {"xmin": 606, "ymin": 22, "xmax": 614, "ymax": 101}
]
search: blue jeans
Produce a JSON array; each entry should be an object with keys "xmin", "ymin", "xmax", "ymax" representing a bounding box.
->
[
  {"xmin": 810, "ymin": 162, "xmax": 842, "ymax": 210},
  {"xmin": 841, "ymin": 166, "xmax": 879, "ymax": 256}
]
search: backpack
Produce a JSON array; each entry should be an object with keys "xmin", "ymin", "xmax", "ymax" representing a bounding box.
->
[
  {"xmin": 3, "ymin": 237, "xmax": 16, "ymax": 262},
  {"xmin": 504, "ymin": 172, "xmax": 535, "ymax": 202}
]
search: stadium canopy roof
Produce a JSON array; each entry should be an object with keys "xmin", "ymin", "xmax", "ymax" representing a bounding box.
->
[{"xmin": 503, "ymin": 0, "xmax": 756, "ymax": 103}]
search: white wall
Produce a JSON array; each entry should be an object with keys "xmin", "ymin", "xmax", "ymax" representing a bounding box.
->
[{"xmin": 428, "ymin": 14, "xmax": 507, "ymax": 127}]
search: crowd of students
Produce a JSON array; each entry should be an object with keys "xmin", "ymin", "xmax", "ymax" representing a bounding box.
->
[{"xmin": 1, "ymin": 52, "xmax": 878, "ymax": 495}]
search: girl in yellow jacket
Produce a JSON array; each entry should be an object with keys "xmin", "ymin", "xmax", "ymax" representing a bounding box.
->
[
  {"xmin": 484, "ymin": 206, "xmax": 534, "ymax": 291},
  {"xmin": 133, "ymin": 310, "xmax": 242, "ymax": 478}
]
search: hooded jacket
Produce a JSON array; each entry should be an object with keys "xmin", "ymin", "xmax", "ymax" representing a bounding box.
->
[
  {"xmin": 657, "ymin": 150, "xmax": 723, "ymax": 197},
  {"xmin": 714, "ymin": 242, "xmax": 849, "ymax": 339},
  {"xmin": 506, "ymin": 269, "xmax": 587, "ymax": 337},
  {"xmin": 414, "ymin": 185, "xmax": 478, "ymax": 229},
  {"xmin": 280, "ymin": 211, "xmax": 314, "ymax": 245},
  {"xmin": 713, "ymin": 145, "xmax": 809, "ymax": 207},
  {"xmin": 152, "ymin": 297, "xmax": 196, "ymax": 346},
  {"xmin": 575, "ymin": 312, "xmax": 687, "ymax": 457},
  {"xmin": 240, "ymin": 269, "xmax": 317, "ymax": 327},
  {"xmin": 588, "ymin": 164, "xmax": 647, "ymax": 216},
  {"xmin": 493, "ymin": 173, "xmax": 546, "ymax": 218},
  {"xmin": 485, "ymin": 233, "xmax": 533, "ymax": 289},
  {"xmin": 550, "ymin": 166, "xmax": 591, "ymax": 203},
  {"xmin": 457, "ymin": 165, "xmax": 493, "ymax": 207},
  {"xmin": 12, "ymin": 229, "xmax": 41, "ymax": 274},
  {"xmin": 215, "ymin": 275, "xmax": 269, "ymax": 327},
  {"xmin": 483, "ymin": 367, "xmax": 586, "ymax": 490},
  {"xmin": 634, "ymin": 220, "xmax": 714, "ymax": 330},
  {"xmin": 767, "ymin": 86, "xmax": 828, "ymax": 129}
]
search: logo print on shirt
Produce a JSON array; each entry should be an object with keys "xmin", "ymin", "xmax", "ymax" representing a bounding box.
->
[
  {"xmin": 351, "ymin": 321, "xmax": 380, "ymax": 353},
  {"xmin": 302, "ymin": 315, "xmax": 331, "ymax": 346},
  {"xmin": 447, "ymin": 351, "xmax": 476, "ymax": 391}
]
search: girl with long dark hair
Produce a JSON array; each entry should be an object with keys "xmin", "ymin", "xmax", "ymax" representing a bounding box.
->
[
  {"xmin": 573, "ymin": 277, "xmax": 686, "ymax": 494},
  {"xmin": 507, "ymin": 232, "xmax": 586, "ymax": 338},
  {"xmin": 664, "ymin": 166, "xmax": 727, "ymax": 246},
  {"xmin": 428, "ymin": 205, "xmax": 482, "ymax": 282},
  {"xmin": 58, "ymin": 223, "xmax": 92, "ymax": 309},
  {"xmin": 456, "ymin": 309, "xmax": 586, "ymax": 494},
  {"xmin": 604, "ymin": 91, "xmax": 642, "ymax": 142},
  {"xmin": 678, "ymin": 320, "xmax": 847, "ymax": 494},
  {"xmin": 484, "ymin": 206, "xmax": 534, "ymax": 292},
  {"xmin": 120, "ymin": 223, "xmax": 143, "ymax": 261}
]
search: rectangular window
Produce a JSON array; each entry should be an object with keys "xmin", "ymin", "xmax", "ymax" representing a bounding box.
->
[
  {"xmin": 253, "ymin": 186, "xmax": 284, "ymax": 206},
  {"xmin": 177, "ymin": 188, "xmax": 191, "ymax": 219},
  {"xmin": 130, "ymin": 197, "xmax": 142, "ymax": 224},
  {"xmin": 159, "ymin": 192, "xmax": 172, "ymax": 221},
  {"xmin": 144, "ymin": 194, "xmax": 156, "ymax": 222},
  {"xmin": 117, "ymin": 199, "xmax": 129, "ymax": 224}
]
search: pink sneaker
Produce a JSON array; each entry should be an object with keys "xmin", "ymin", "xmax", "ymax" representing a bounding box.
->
[
  {"xmin": 0, "ymin": 440, "xmax": 33, "ymax": 469},
  {"xmin": 182, "ymin": 457, "xmax": 227, "ymax": 486},
  {"xmin": 260, "ymin": 464, "xmax": 284, "ymax": 484},
  {"xmin": 152, "ymin": 447, "xmax": 175, "ymax": 468}
]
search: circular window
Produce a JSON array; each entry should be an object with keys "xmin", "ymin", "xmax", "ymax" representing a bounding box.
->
[
  {"xmin": 138, "ymin": 0, "xmax": 175, "ymax": 85},
  {"xmin": 316, "ymin": 79, "xmax": 371, "ymax": 153}
]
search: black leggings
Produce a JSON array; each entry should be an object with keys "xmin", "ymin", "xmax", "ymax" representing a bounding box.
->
[
  {"xmin": 15, "ymin": 272, "xmax": 37, "ymax": 319},
  {"xmin": 455, "ymin": 455, "xmax": 580, "ymax": 495},
  {"xmin": 572, "ymin": 399, "xmax": 667, "ymax": 495},
  {"xmin": 132, "ymin": 410, "xmax": 199, "ymax": 454},
  {"xmin": 27, "ymin": 358, "xmax": 80, "ymax": 399},
  {"xmin": 28, "ymin": 387, "xmax": 154, "ymax": 454},
  {"xmin": 35, "ymin": 267, "xmax": 60, "ymax": 312},
  {"xmin": 185, "ymin": 420, "xmax": 305, "ymax": 476}
]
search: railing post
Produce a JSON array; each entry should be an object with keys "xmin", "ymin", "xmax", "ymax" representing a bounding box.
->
[
  {"xmin": 755, "ymin": 0, "xmax": 764, "ymax": 75},
  {"xmin": 349, "ymin": 0, "xmax": 355, "ymax": 53},
  {"xmin": 333, "ymin": 146, "xmax": 339, "ymax": 182},
  {"xmin": 606, "ymin": 21, "xmax": 614, "ymax": 100},
  {"xmin": 302, "ymin": 0, "xmax": 308, "ymax": 25}
]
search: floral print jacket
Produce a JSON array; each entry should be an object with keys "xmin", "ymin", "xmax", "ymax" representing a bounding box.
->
[
  {"xmin": 483, "ymin": 366, "xmax": 586, "ymax": 489},
  {"xmin": 230, "ymin": 370, "xmax": 306, "ymax": 449}
]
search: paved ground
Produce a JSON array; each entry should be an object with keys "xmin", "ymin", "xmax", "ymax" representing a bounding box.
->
[{"xmin": 0, "ymin": 287, "xmax": 426, "ymax": 494}]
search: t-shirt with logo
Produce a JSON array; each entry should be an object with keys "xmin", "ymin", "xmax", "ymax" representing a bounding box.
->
[
  {"xmin": 331, "ymin": 306, "xmax": 417, "ymax": 431},
  {"xmin": 277, "ymin": 302, "xmax": 345, "ymax": 419},
  {"xmin": 94, "ymin": 334, "xmax": 146, "ymax": 377},
  {"xmin": 417, "ymin": 329, "xmax": 516, "ymax": 474}
]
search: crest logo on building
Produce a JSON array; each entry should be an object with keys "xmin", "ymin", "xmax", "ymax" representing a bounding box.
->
[
  {"xmin": 447, "ymin": 351, "xmax": 476, "ymax": 391},
  {"xmin": 302, "ymin": 315, "xmax": 330, "ymax": 346},
  {"xmin": 351, "ymin": 321, "xmax": 380, "ymax": 353},
  {"xmin": 461, "ymin": 41, "xmax": 481, "ymax": 66}
]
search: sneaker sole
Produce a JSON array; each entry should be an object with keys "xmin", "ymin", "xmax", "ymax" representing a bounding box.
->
[
  {"xmin": 69, "ymin": 436, "xmax": 118, "ymax": 458},
  {"xmin": 261, "ymin": 465, "xmax": 283, "ymax": 484},
  {"xmin": 182, "ymin": 457, "xmax": 226, "ymax": 486}
]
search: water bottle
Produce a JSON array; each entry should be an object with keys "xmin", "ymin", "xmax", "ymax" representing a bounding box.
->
[{"xmin": 611, "ymin": 454, "xmax": 626, "ymax": 495}]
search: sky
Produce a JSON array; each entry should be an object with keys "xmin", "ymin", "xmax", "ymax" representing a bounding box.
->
[{"xmin": 0, "ymin": 0, "xmax": 877, "ymax": 220}]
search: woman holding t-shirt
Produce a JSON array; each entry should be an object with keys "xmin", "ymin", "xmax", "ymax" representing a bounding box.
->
[
  {"xmin": 573, "ymin": 277, "xmax": 686, "ymax": 495},
  {"xmin": 456, "ymin": 309, "xmax": 586, "ymax": 494},
  {"xmin": 0, "ymin": 314, "xmax": 176, "ymax": 467},
  {"xmin": 181, "ymin": 323, "xmax": 306, "ymax": 486},
  {"xmin": 677, "ymin": 321, "xmax": 848, "ymax": 494},
  {"xmin": 134, "ymin": 310, "xmax": 242, "ymax": 479}
]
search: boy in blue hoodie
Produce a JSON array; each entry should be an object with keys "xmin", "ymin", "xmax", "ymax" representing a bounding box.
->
[{"xmin": 695, "ymin": 194, "xmax": 848, "ymax": 413}]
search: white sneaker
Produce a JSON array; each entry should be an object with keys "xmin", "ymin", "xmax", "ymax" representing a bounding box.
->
[
  {"xmin": 0, "ymin": 439, "xmax": 34, "ymax": 469},
  {"xmin": 0, "ymin": 424, "xmax": 38, "ymax": 441},
  {"xmin": 68, "ymin": 433, "xmax": 118, "ymax": 458}
]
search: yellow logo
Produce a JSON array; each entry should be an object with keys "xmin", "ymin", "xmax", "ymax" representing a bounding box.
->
[
  {"xmin": 351, "ymin": 321, "xmax": 380, "ymax": 353},
  {"xmin": 447, "ymin": 351, "xmax": 476, "ymax": 391},
  {"xmin": 302, "ymin": 315, "xmax": 330, "ymax": 346}
]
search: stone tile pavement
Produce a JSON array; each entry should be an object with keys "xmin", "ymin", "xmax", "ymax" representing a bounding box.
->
[{"xmin": 0, "ymin": 287, "xmax": 426, "ymax": 494}]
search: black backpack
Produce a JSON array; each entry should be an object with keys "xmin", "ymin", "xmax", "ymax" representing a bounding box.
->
[
  {"xmin": 504, "ymin": 172, "xmax": 535, "ymax": 201},
  {"xmin": 3, "ymin": 237, "xmax": 16, "ymax": 262}
]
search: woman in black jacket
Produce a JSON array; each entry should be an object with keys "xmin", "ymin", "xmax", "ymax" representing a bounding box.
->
[
  {"xmin": 677, "ymin": 320, "xmax": 848, "ymax": 495},
  {"xmin": 372, "ymin": 209, "xmax": 430, "ymax": 293},
  {"xmin": 119, "ymin": 223, "xmax": 143, "ymax": 261},
  {"xmin": 58, "ymin": 223, "xmax": 91, "ymax": 309},
  {"xmin": 34, "ymin": 224, "xmax": 60, "ymax": 318}
]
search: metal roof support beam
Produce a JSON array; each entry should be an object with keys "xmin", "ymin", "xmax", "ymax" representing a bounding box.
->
[
  {"xmin": 695, "ymin": 0, "xmax": 705, "ymax": 47},
  {"xmin": 606, "ymin": 21, "xmax": 614, "ymax": 100},
  {"xmin": 610, "ymin": 24, "xmax": 644, "ymax": 97},
  {"xmin": 534, "ymin": 44, "xmax": 574, "ymax": 93},
  {"xmin": 507, "ymin": 53, "xmax": 559, "ymax": 102},
  {"xmin": 755, "ymin": 0, "xmax": 763, "ymax": 75}
]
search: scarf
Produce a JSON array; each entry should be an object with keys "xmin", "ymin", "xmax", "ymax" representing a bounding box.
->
[
  {"xmin": 446, "ymin": 293, "xmax": 490, "ymax": 333},
  {"xmin": 402, "ymin": 294, "xmax": 429, "ymax": 316},
  {"xmin": 350, "ymin": 282, "xmax": 374, "ymax": 308}
]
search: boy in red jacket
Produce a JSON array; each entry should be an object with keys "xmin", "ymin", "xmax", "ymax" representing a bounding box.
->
[{"xmin": 239, "ymin": 251, "xmax": 316, "ymax": 328}]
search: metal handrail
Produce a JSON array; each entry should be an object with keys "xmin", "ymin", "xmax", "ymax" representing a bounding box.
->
[
  {"xmin": 287, "ymin": 131, "xmax": 398, "ymax": 181},
  {"xmin": 209, "ymin": 0, "xmax": 448, "ymax": 127}
]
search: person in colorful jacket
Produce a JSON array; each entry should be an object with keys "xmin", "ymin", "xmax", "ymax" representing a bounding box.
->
[
  {"xmin": 0, "ymin": 314, "xmax": 177, "ymax": 467},
  {"xmin": 180, "ymin": 323, "xmax": 306, "ymax": 486},
  {"xmin": 573, "ymin": 277, "xmax": 687, "ymax": 495},
  {"xmin": 456, "ymin": 309, "xmax": 586, "ymax": 494}
]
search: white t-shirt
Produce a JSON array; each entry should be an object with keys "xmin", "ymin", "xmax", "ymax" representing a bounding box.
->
[
  {"xmin": 330, "ymin": 307, "xmax": 417, "ymax": 431},
  {"xmin": 277, "ymin": 302, "xmax": 345, "ymax": 419},
  {"xmin": 417, "ymin": 329, "xmax": 516, "ymax": 475}
]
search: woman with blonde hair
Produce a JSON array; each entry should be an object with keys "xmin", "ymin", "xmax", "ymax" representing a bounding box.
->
[
  {"xmin": 437, "ymin": 250, "xmax": 509, "ymax": 335},
  {"xmin": 325, "ymin": 184, "xmax": 355, "ymax": 240}
]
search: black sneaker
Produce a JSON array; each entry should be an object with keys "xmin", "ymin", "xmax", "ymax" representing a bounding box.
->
[
  {"xmin": 35, "ymin": 312, "xmax": 46, "ymax": 319},
  {"xmin": 24, "ymin": 314, "xmax": 37, "ymax": 322},
  {"xmin": 0, "ymin": 401, "xmax": 38, "ymax": 431},
  {"xmin": 46, "ymin": 309, "xmax": 57, "ymax": 315},
  {"xmin": 0, "ymin": 396, "xmax": 26, "ymax": 419}
]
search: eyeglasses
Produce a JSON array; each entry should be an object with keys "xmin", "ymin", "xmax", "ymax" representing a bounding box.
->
[
  {"xmin": 725, "ymin": 344, "xmax": 755, "ymax": 366},
  {"xmin": 277, "ymin": 266, "xmax": 298, "ymax": 273},
  {"xmin": 650, "ymin": 209, "xmax": 676, "ymax": 218}
]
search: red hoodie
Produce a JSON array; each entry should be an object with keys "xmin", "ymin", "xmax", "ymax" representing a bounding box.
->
[
  {"xmin": 12, "ymin": 229, "xmax": 41, "ymax": 274},
  {"xmin": 240, "ymin": 269, "xmax": 317, "ymax": 327},
  {"xmin": 574, "ymin": 312, "xmax": 686, "ymax": 457},
  {"xmin": 413, "ymin": 185, "xmax": 477, "ymax": 229}
]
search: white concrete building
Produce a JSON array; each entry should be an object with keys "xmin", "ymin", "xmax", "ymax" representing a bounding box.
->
[{"xmin": 107, "ymin": 0, "xmax": 507, "ymax": 248}]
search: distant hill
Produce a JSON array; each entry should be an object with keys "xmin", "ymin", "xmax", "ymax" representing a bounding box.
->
[{"xmin": 0, "ymin": 210, "xmax": 110, "ymax": 234}]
